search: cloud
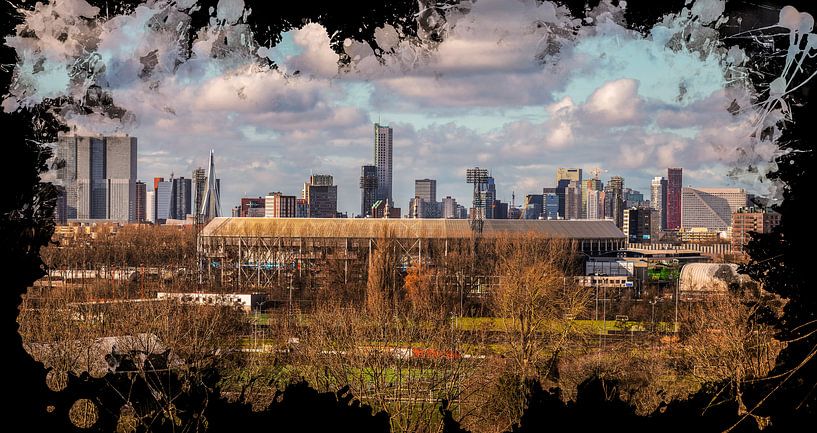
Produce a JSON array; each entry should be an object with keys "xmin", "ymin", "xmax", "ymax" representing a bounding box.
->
[
  {"xmin": 3, "ymin": 0, "xmax": 784, "ymax": 212},
  {"xmin": 581, "ymin": 78, "xmax": 644, "ymax": 125}
]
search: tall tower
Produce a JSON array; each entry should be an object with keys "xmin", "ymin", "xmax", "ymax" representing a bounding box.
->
[
  {"xmin": 607, "ymin": 176, "xmax": 625, "ymax": 229},
  {"xmin": 373, "ymin": 123, "xmax": 393, "ymax": 205},
  {"xmin": 199, "ymin": 150, "xmax": 221, "ymax": 221},
  {"xmin": 666, "ymin": 168, "xmax": 683, "ymax": 230},
  {"xmin": 651, "ymin": 176, "xmax": 668, "ymax": 230},
  {"xmin": 56, "ymin": 133, "xmax": 136, "ymax": 221},
  {"xmin": 192, "ymin": 167, "xmax": 207, "ymax": 217},
  {"xmin": 359, "ymin": 165, "xmax": 378, "ymax": 217}
]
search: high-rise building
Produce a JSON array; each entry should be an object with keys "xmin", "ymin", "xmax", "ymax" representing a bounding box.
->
[
  {"xmin": 555, "ymin": 168, "xmax": 582, "ymax": 184},
  {"xmin": 544, "ymin": 191, "xmax": 559, "ymax": 219},
  {"xmin": 556, "ymin": 168, "xmax": 583, "ymax": 219},
  {"xmin": 666, "ymin": 168, "xmax": 683, "ymax": 230},
  {"xmin": 155, "ymin": 179, "xmax": 174, "ymax": 222},
  {"xmin": 582, "ymin": 178, "xmax": 603, "ymax": 219},
  {"xmin": 586, "ymin": 189, "xmax": 602, "ymax": 219},
  {"xmin": 624, "ymin": 188, "xmax": 644, "ymax": 208},
  {"xmin": 493, "ymin": 200, "xmax": 509, "ymax": 219},
  {"xmin": 374, "ymin": 123, "xmax": 393, "ymax": 205},
  {"xmin": 731, "ymin": 207, "xmax": 781, "ymax": 253},
  {"xmin": 303, "ymin": 174, "xmax": 337, "ymax": 218},
  {"xmin": 442, "ymin": 196, "xmax": 459, "ymax": 219},
  {"xmin": 240, "ymin": 197, "xmax": 266, "ymax": 217},
  {"xmin": 295, "ymin": 199, "xmax": 308, "ymax": 218},
  {"xmin": 681, "ymin": 187, "xmax": 747, "ymax": 231},
  {"xmin": 135, "ymin": 181, "xmax": 147, "ymax": 222},
  {"xmin": 623, "ymin": 207, "xmax": 659, "ymax": 243},
  {"xmin": 524, "ymin": 194, "xmax": 543, "ymax": 219},
  {"xmin": 54, "ymin": 185, "xmax": 67, "ymax": 224},
  {"xmin": 192, "ymin": 167, "xmax": 206, "ymax": 216},
  {"xmin": 607, "ymin": 176, "xmax": 625, "ymax": 229},
  {"xmin": 410, "ymin": 179, "xmax": 440, "ymax": 218},
  {"xmin": 265, "ymin": 192, "xmax": 296, "ymax": 218},
  {"xmin": 145, "ymin": 190, "xmax": 155, "ymax": 223},
  {"xmin": 56, "ymin": 133, "xmax": 137, "ymax": 221},
  {"xmin": 172, "ymin": 177, "xmax": 192, "ymax": 219},
  {"xmin": 359, "ymin": 165, "xmax": 378, "ymax": 217},
  {"xmin": 414, "ymin": 179, "xmax": 436, "ymax": 203},
  {"xmin": 651, "ymin": 176, "xmax": 668, "ymax": 230}
]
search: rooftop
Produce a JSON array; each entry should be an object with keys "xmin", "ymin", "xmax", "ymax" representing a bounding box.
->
[{"xmin": 200, "ymin": 217, "xmax": 626, "ymax": 240}]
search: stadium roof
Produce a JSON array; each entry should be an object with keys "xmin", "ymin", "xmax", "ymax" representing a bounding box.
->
[{"xmin": 200, "ymin": 217, "xmax": 625, "ymax": 240}]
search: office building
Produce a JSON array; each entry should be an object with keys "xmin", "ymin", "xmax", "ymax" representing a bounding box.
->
[
  {"xmin": 586, "ymin": 189, "xmax": 602, "ymax": 219},
  {"xmin": 240, "ymin": 197, "xmax": 266, "ymax": 217},
  {"xmin": 442, "ymin": 196, "xmax": 459, "ymax": 219},
  {"xmin": 524, "ymin": 194, "xmax": 543, "ymax": 219},
  {"xmin": 374, "ymin": 123, "xmax": 393, "ymax": 205},
  {"xmin": 409, "ymin": 179, "xmax": 440, "ymax": 218},
  {"xmin": 296, "ymin": 199, "xmax": 308, "ymax": 218},
  {"xmin": 265, "ymin": 192, "xmax": 297, "ymax": 218},
  {"xmin": 54, "ymin": 185, "xmax": 67, "ymax": 224},
  {"xmin": 607, "ymin": 176, "xmax": 625, "ymax": 229},
  {"xmin": 681, "ymin": 187, "xmax": 748, "ymax": 231},
  {"xmin": 651, "ymin": 176, "xmax": 668, "ymax": 230},
  {"xmin": 56, "ymin": 133, "xmax": 137, "ymax": 221},
  {"xmin": 303, "ymin": 174, "xmax": 338, "ymax": 218},
  {"xmin": 155, "ymin": 179, "xmax": 174, "ymax": 222},
  {"xmin": 623, "ymin": 207, "xmax": 659, "ymax": 243},
  {"xmin": 667, "ymin": 168, "xmax": 683, "ymax": 230},
  {"xmin": 359, "ymin": 165, "xmax": 378, "ymax": 217},
  {"xmin": 556, "ymin": 168, "xmax": 582, "ymax": 219},
  {"xmin": 624, "ymin": 188, "xmax": 644, "ymax": 208},
  {"xmin": 145, "ymin": 190, "xmax": 155, "ymax": 223},
  {"xmin": 731, "ymin": 207, "xmax": 781, "ymax": 253},
  {"xmin": 172, "ymin": 177, "xmax": 192, "ymax": 219},
  {"xmin": 192, "ymin": 167, "xmax": 206, "ymax": 216},
  {"xmin": 544, "ymin": 191, "xmax": 559, "ymax": 219},
  {"xmin": 135, "ymin": 181, "xmax": 147, "ymax": 222},
  {"xmin": 582, "ymin": 178, "xmax": 603, "ymax": 219}
]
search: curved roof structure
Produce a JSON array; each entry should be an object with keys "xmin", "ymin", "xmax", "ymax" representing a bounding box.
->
[
  {"xmin": 679, "ymin": 263, "xmax": 742, "ymax": 294},
  {"xmin": 200, "ymin": 217, "xmax": 626, "ymax": 240}
]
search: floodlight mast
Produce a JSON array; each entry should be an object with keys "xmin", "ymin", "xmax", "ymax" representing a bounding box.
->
[{"xmin": 466, "ymin": 167, "xmax": 489, "ymax": 234}]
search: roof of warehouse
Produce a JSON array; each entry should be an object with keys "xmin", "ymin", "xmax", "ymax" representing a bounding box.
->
[{"xmin": 200, "ymin": 217, "xmax": 625, "ymax": 240}]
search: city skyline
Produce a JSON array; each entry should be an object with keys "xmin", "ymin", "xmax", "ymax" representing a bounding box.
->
[{"xmin": 22, "ymin": 0, "xmax": 773, "ymax": 217}]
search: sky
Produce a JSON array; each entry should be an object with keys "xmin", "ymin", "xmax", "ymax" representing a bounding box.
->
[{"xmin": 4, "ymin": 0, "xmax": 794, "ymax": 216}]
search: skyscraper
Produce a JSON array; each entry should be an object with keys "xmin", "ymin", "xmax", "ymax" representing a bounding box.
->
[
  {"xmin": 359, "ymin": 165, "xmax": 378, "ymax": 217},
  {"xmin": 666, "ymin": 168, "xmax": 683, "ymax": 230},
  {"xmin": 651, "ymin": 176, "xmax": 668, "ymax": 230},
  {"xmin": 172, "ymin": 177, "xmax": 192, "ymax": 219},
  {"xmin": 303, "ymin": 174, "xmax": 338, "ymax": 218},
  {"xmin": 582, "ymin": 178, "xmax": 603, "ymax": 219},
  {"xmin": 556, "ymin": 168, "xmax": 583, "ymax": 219},
  {"xmin": 56, "ymin": 133, "xmax": 137, "ymax": 221},
  {"xmin": 192, "ymin": 167, "xmax": 206, "ymax": 216},
  {"xmin": 373, "ymin": 123, "xmax": 393, "ymax": 205},
  {"xmin": 410, "ymin": 179, "xmax": 439, "ymax": 218},
  {"xmin": 607, "ymin": 176, "xmax": 625, "ymax": 229},
  {"xmin": 145, "ymin": 189, "xmax": 155, "ymax": 223},
  {"xmin": 414, "ymin": 179, "xmax": 437, "ymax": 203},
  {"xmin": 135, "ymin": 181, "xmax": 147, "ymax": 222},
  {"xmin": 442, "ymin": 196, "xmax": 459, "ymax": 219},
  {"xmin": 155, "ymin": 179, "xmax": 174, "ymax": 222}
]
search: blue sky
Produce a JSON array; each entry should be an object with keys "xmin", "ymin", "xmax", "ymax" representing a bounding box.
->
[{"xmin": 4, "ymin": 0, "xmax": 777, "ymax": 215}]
